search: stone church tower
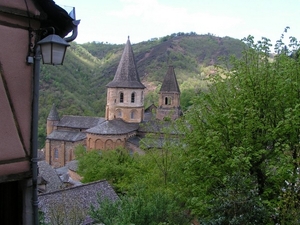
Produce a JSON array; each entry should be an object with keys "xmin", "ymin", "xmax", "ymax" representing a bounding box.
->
[
  {"xmin": 46, "ymin": 104, "xmax": 60, "ymax": 135},
  {"xmin": 105, "ymin": 37, "xmax": 146, "ymax": 123},
  {"xmin": 156, "ymin": 65, "xmax": 182, "ymax": 120}
]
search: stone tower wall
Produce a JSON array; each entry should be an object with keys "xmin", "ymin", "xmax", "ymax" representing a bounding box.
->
[
  {"xmin": 106, "ymin": 87, "xmax": 144, "ymax": 122},
  {"xmin": 156, "ymin": 92, "xmax": 181, "ymax": 120}
]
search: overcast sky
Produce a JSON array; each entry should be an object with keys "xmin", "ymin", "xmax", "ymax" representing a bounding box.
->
[{"xmin": 55, "ymin": 0, "xmax": 300, "ymax": 49}]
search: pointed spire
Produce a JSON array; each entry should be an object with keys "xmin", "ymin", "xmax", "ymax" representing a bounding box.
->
[
  {"xmin": 106, "ymin": 38, "xmax": 145, "ymax": 89},
  {"xmin": 160, "ymin": 66, "xmax": 180, "ymax": 93},
  {"xmin": 47, "ymin": 104, "xmax": 60, "ymax": 121}
]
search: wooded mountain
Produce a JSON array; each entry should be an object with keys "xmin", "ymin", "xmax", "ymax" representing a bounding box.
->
[{"xmin": 38, "ymin": 33, "xmax": 245, "ymax": 146}]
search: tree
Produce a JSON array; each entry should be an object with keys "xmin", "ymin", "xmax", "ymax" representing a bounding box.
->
[
  {"xmin": 75, "ymin": 145, "xmax": 137, "ymax": 193},
  {"xmin": 90, "ymin": 187, "xmax": 190, "ymax": 225},
  {"xmin": 180, "ymin": 32, "xmax": 300, "ymax": 224}
]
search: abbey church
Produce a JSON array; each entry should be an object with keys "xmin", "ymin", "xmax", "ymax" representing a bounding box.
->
[{"xmin": 45, "ymin": 38, "xmax": 182, "ymax": 168}]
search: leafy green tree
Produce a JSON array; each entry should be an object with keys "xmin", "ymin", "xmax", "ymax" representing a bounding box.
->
[
  {"xmin": 180, "ymin": 32, "xmax": 300, "ymax": 224},
  {"xmin": 90, "ymin": 187, "xmax": 190, "ymax": 225},
  {"xmin": 75, "ymin": 145, "xmax": 138, "ymax": 193}
]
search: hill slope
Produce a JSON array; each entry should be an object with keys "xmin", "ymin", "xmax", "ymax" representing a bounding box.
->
[{"xmin": 38, "ymin": 33, "xmax": 245, "ymax": 146}]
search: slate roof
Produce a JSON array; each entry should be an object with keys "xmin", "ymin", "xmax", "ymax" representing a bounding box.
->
[
  {"xmin": 38, "ymin": 180, "xmax": 118, "ymax": 224},
  {"xmin": 138, "ymin": 119, "xmax": 171, "ymax": 133},
  {"xmin": 67, "ymin": 160, "xmax": 78, "ymax": 172},
  {"xmin": 57, "ymin": 116, "xmax": 105, "ymax": 129},
  {"xmin": 38, "ymin": 161, "xmax": 63, "ymax": 193},
  {"xmin": 47, "ymin": 130, "xmax": 86, "ymax": 142},
  {"xmin": 160, "ymin": 65, "xmax": 180, "ymax": 93},
  {"xmin": 47, "ymin": 104, "xmax": 60, "ymax": 121},
  {"xmin": 144, "ymin": 104, "xmax": 157, "ymax": 121},
  {"xmin": 127, "ymin": 136, "xmax": 141, "ymax": 146},
  {"xmin": 86, "ymin": 119, "xmax": 139, "ymax": 135},
  {"xmin": 55, "ymin": 161, "xmax": 81, "ymax": 186},
  {"xmin": 106, "ymin": 37, "xmax": 145, "ymax": 89}
]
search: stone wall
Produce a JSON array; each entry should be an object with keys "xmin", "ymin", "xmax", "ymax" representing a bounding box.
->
[
  {"xmin": 106, "ymin": 87, "xmax": 144, "ymax": 122},
  {"xmin": 45, "ymin": 140, "xmax": 85, "ymax": 168}
]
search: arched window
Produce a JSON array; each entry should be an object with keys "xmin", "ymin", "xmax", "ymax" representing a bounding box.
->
[
  {"xmin": 120, "ymin": 92, "xmax": 124, "ymax": 103},
  {"xmin": 130, "ymin": 110, "xmax": 136, "ymax": 119},
  {"xmin": 141, "ymin": 91, "xmax": 143, "ymax": 103},
  {"xmin": 131, "ymin": 92, "xmax": 135, "ymax": 103},
  {"xmin": 116, "ymin": 109, "xmax": 122, "ymax": 118},
  {"xmin": 54, "ymin": 148, "xmax": 59, "ymax": 159},
  {"xmin": 165, "ymin": 97, "xmax": 171, "ymax": 105}
]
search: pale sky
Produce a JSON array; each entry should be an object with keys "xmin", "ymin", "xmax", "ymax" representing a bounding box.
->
[{"xmin": 55, "ymin": 0, "xmax": 300, "ymax": 49}]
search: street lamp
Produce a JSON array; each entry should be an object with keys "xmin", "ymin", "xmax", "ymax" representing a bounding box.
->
[
  {"xmin": 37, "ymin": 34, "xmax": 70, "ymax": 65},
  {"xmin": 31, "ymin": 33, "xmax": 70, "ymax": 225}
]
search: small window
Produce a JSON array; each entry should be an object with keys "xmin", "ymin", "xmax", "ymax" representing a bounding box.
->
[
  {"xmin": 116, "ymin": 109, "xmax": 122, "ymax": 118},
  {"xmin": 120, "ymin": 92, "xmax": 124, "ymax": 103},
  {"xmin": 54, "ymin": 148, "xmax": 59, "ymax": 159},
  {"xmin": 141, "ymin": 91, "xmax": 143, "ymax": 103},
  {"xmin": 130, "ymin": 110, "xmax": 135, "ymax": 119},
  {"xmin": 131, "ymin": 92, "xmax": 135, "ymax": 103},
  {"xmin": 165, "ymin": 97, "xmax": 171, "ymax": 105}
]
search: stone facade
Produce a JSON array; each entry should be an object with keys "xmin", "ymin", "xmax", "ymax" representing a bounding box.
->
[
  {"xmin": 45, "ymin": 139, "xmax": 85, "ymax": 168},
  {"xmin": 106, "ymin": 88, "xmax": 144, "ymax": 123},
  {"xmin": 156, "ymin": 66, "xmax": 182, "ymax": 120}
]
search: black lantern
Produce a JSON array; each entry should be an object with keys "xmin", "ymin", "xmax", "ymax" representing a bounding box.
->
[{"xmin": 37, "ymin": 34, "xmax": 70, "ymax": 65}]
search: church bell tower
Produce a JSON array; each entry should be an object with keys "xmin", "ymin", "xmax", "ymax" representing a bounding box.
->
[
  {"xmin": 105, "ymin": 37, "xmax": 145, "ymax": 123},
  {"xmin": 156, "ymin": 65, "xmax": 182, "ymax": 120}
]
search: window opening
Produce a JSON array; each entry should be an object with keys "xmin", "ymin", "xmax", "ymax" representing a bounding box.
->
[
  {"xmin": 131, "ymin": 111, "xmax": 135, "ymax": 119},
  {"xmin": 54, "ymin": 148, "xmax": 59, "ymax": 159},
  {"xmin": 120, "ymin": 92, "xmax": 124, "ymax": 103},
  {"xmin": 131, "ymin": 92, "xmax": 135, "ymax": 103}
]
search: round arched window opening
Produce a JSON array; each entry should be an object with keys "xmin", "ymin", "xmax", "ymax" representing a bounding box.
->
[
  {"xmin": 120, "ymin": 92, "xmax": 124, "ymax": 103},
  {"xmin": 131, "ymin": 92, "xmax": 135, "ymax": 103}
]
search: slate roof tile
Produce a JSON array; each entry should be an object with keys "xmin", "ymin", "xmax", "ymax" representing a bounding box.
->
[
  {"xmin": 38, "ymin": 180, "xmax": 118, "ymax": 224},
  {"xmin": 57, "ymin": 116, "xmax": 105, "ymax": 129},
  {"xmin": 38, "ymin": 161, "xmax": 63, "ymax": 193},
  {"xmin": 47, "ymin": 130, "xmax": 86, "ymax": 142},
  {"xmin": 160, "ymin": 65, "xmax": 180, "ymax": 93},
  {"xmin": 106, "ymin": 37, "xmax": 145, "ymax": 89},
  {"xmin": 86, "ymin": 119, "xmax": 139, "ymax": 135},
  {"xmin": 47, "ymin": 104, "xmax": 60, "ymax": 120}
]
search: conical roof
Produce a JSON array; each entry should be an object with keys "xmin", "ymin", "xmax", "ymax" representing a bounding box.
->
[
  {"xmin": 160, "ymin": 66, "xmax": 180, "ymax": 93},
  {"xmin": 47, "ymin": 104, "xmax": 60, "ymax": 120},
  {"xmin": 106, "ymin": 37, "xmax": 145, "ymax": 89}
]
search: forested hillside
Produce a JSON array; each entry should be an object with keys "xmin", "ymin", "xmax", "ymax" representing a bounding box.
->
[{"xmin": 38, "ymin": 33, "xmax": 245, "ymax": 146}]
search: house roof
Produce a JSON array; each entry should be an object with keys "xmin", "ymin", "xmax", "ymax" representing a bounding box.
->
[
  {"xmin": 138, "ymin": 119, "xmax": 171, "ymax": 133},
  {"xmin": 106, "ymin": 37, "xmax": 145, "ymax": 89},
  {"xmin": 47, "ymin": 130, "xmax": 86, "ymax": 142},
  {"xmin": 127, "ymin": 136, "xmax": 141, "ymax": 146},
  {"xmin": 57, "ymin": 116, "xmax": 105, "ymax": 129},
  {"xmin": 86, "ymin": 119, "xmax": 139, "ymax": 135},
  {"xmin": 47, "ymin": 104, "xmax": 60, "ymax": 121},
  {"xmin": 160, "ymin": 65, "xmax": 180, "ymax": 93},
  {"xmin": 67, "ymin": 160, "xmax": 78, "ymax": 172},
  {"xmin": 38, "ymin": 160, "xmax": 63, "ymax": 193},
  {"xmin": 34, "ymin": 0, "xmax": 74, "ymax": 38},
  {"xmin": 38, "ymin": 180, "xmax": 119, "ymax": 224}
]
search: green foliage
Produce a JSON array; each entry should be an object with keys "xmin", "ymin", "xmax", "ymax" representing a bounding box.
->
[
  {"xmin": 39, "ymin": 211, "xmax": 48, "ymax": 225},
  {"xmin": 76, "ymin": 122, "xmax": 191, "ymax": 224},
  {"xmin": 90, "ymin": 188, "xmax": 190, "ymax": 225},
  {"xmin": 180, "ymin": 32, "xmax": 300, "ymax": 223},
  {"xmin": 75, "ymin": 146, "xmax": 137, "ymax": 192}
]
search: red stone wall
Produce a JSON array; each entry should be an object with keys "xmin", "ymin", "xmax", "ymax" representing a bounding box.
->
[
  {"xmin": 45, "ymin": 140, "xmax": 85, "ymax": 168},
  {"xmin": 86, "ymin": 133, "xmax": 130, "ymax": 151}
]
